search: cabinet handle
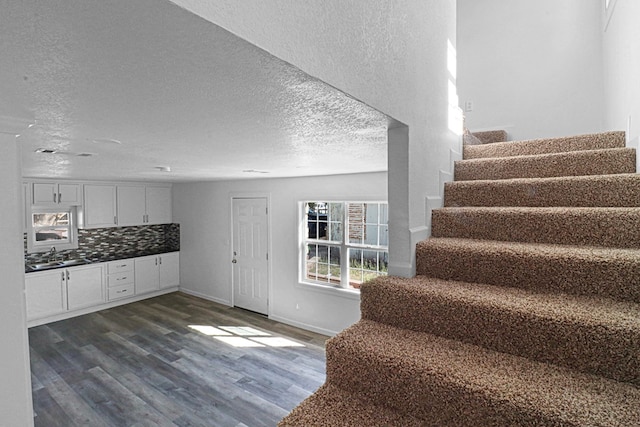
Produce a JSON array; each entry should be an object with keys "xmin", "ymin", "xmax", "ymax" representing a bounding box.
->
[
  {"xmin": 58, "ymin": 192, "xmax": 62, "ymax": 203},
  {"xmin": 116, "ymin": 288, "xmax": 127, "ymax": 294},
  {"xmin": 155, "ymin": 258, "xmax": 158, "ymax": 266},
  {"xmin": 114, "ymin": 216, "xmax": 117, "ymax": 224},
  {"xmin": 61, "ymin": 271, "xmax": 65, "ymax": 281},
  {"xmin": 159, "ymin": 256, "xmax": 162, "ymax": 265},
  {"xmin": 117, "ymin": 277, "xmax": 127, "ymax": 281},
  {"xmin": 53, "ymin": 192, "xmax": 57, "ymax": 203},
  {"xmin": 66, "ymin": 271, "xmax": 70, "ymax": 281}
]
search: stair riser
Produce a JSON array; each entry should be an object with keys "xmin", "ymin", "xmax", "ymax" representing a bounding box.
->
[
  {"xmin": 455, "ymin": 148, "xmax": 636, "ymax": 181},
  {"xmin": 361, "ymin": 281, "xmax": 640, "ymax": 386},
  {"xmin": 431, "ymin": 208, "xmax": 640, "ymax": 248},
  {"xmin": 464, "ymin": 131, "xmax": 626, "ymax": 160},
  {"xmin": 325, "ymin": 337, "xmax": 563, "ymax": 426},
  {"xmin": 444, "ymin": 175, "xmax": 640, "ymax": 207},
  {"xmin": 416, "ymin": 243, "xmax": 640, "ymax": 302}
]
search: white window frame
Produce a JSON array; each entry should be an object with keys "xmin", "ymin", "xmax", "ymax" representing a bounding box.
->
[
  {"xmin": 27, "ymin": 207, "xmax": 79, "ymax": 253},
  {"xmin": 299, "ymin": 201, "xmax": 389, "ymax": 291}
]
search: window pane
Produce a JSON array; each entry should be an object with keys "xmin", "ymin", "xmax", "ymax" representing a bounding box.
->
[
  {"xmin": 364, "ymin": 224, "xmax": 379, "ymax": 246},
  {"xmin": 33, "ymin": 212, "xmax": 69, "ymax": 227},
  {"xmin": 379, "ymin": 224, "xmax": 389, "ymax": 246},
  {"xmin": 35, "ymin": 228, "xmax": 69, "ymax": 242},
  {"xmin": 328, "ymin": 203, "xmax": 343, "ymax": 222},
  {"xmin": 365, "ymin": 203, "xmax": 379, "ymax": 224},
  {"xmin": 306, "ymin": 244, "xmax": 341, "ymax": 285},
  {"xmin": 329, "ymin": 221, "xmax": 342, "ymax": 242},
  {"xmin": 348, "ymin": 203, "xmax": 365, "ymax": 244},
  {"xmin": 348, "ymin": 248, "xmax": 388, "ymax": 289}
]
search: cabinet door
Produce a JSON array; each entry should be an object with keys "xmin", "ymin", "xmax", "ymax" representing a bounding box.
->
[
  {"xmin": 135, "ymin": 256, "xmax": 160, "ymax": 294},
  {"xmin": 83, "ymin": 184, "xmax": 117, "ymax": 228},
  {"xmin": 58, "ymin": 184, "xmax": 81, "ymax": 205},
  {"xmin": 66, "ymin": 265, "xmax": 105, "ymax": 311},
  {"xmin": 159, "ymin": 252, "xmax": 179, "ymax": 289},
  {"xmin": 32, "ymin": 182, "xmax": 57, "ymax": 205},
  {"xmin": 25, "ymin": 271, "xmax": 66, "ymax": 320},
  {"xmin": 146, "ymin": 186, "xmax": 172, "ymax": 225},
  {"xmin": 117, "ymin": 185, "xmax": 146, "ymax": 226}
]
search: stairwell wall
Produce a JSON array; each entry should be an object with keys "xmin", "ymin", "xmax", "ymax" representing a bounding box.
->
[
  {"xmin": 602, "ymin": 0, "xmax": 640, "ymax": 150},
  {"xmin": 457, "ymin": 0, "xmax": 604, "ymax": 141},
  {"xmin": 169, "ymin": 0, "xmax": 459, "ymax": 278}
]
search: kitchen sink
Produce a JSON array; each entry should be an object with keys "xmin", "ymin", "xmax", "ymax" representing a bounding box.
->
[
  {"xmin": 27, "ymin": 258, "xmax": 91, "ymax": 271},
  {"xmin": 58, "ymin": 258, "xmax": 91, "ymax": 267}
]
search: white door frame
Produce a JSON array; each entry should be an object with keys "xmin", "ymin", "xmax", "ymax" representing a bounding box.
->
[{"xmin": 229, "ymin": 193, "xmax": 272, "ymax": 316}]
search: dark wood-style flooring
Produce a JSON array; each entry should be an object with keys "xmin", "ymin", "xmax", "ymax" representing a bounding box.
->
[{"xmin": 29, "ymin": 292, "xmax": 328, "ymax": 427}]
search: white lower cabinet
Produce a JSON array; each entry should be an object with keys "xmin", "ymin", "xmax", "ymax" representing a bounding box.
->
[
  {"xmin": 25, "ymin": 270, "xmax": 68, "ymax": 320},
  {"xmin": 66, "ymin": 265, "xmax": 105, "ymax": 311},
  {"xmin": 135, "ymin": 252, "xmax": 180, "ymax": 295},
  {"xmin": 26, "ymin": 252, "xmax": 179, "ymax": 324},
  {"xmin": 25, "ymin": 264, "xmax": 104, "ymax": 321},
  {"xmin": 106, "ymin": 258, "xmax": 135, "ymax": 301}
]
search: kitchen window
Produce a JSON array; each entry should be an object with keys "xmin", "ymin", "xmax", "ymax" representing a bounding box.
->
[
  {"xmin": 28, "ymin": 207, "xmax": 78, "ymax": 252},
  {"xmin": 301, "ymin": 201, "xmax": 388, "ymax": 290}
]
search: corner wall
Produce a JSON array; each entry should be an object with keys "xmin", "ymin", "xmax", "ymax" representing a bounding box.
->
[
  {"xmin": 602, "ymin": 0, "xmax": 640, "ymax": 147},
  {"xmin": 170, "ymin": 0, "xmax": 458, "ymax": 277},
  {"xmin": 0, "ymin": 133, "xmax": 34, "ymax": 426},
  {"xmin": 457, "ymin": 0, "xmax": 604, "ymax": 140},
  {"xmin": 173, "ymin": 172, "xmax": 387, "ymax": 335}
]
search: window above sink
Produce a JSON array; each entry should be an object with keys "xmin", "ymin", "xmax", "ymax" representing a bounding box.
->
[{"xmin": 27, "ymin": 207, "xmax": 79, "ymax": 253}]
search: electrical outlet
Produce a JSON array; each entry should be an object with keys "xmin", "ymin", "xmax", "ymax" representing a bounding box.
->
[{"xmin": 464, "ymin": 100, "xmax": 474, "ymax": 112}]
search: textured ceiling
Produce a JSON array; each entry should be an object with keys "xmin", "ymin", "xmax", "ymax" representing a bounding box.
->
[{"xmin": 0, "ymin": 0, "xmax": 392, "ymax": 182}]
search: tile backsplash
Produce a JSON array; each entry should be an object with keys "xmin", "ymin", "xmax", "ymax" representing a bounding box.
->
[{"xmin": 25, "ymin": 223, "xmax": 180, "ymax": 264}]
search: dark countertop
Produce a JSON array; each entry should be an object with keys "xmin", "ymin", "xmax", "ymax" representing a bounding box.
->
[{"xmin": 25, "ymin": 249, "xmax": 179, "ymax": 273}]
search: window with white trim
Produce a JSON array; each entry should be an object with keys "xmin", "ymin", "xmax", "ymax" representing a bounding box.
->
[
  {"xmin": 27, "ymin": 207, "xmax": 79, "ymax": 252},
  {"xmin": 302, "ymin": 201, "xmax": 388, "ymax": 289}
]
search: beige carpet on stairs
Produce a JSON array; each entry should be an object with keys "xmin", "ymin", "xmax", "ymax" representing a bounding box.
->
[{"xmin": 279, "ymin": 130, "xmax": 640, "ymax": 426}]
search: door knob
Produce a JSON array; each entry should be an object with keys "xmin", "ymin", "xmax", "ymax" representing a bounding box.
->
[{"xmin": 232, "ymin": 259, "xmax": 237, "ymax": 264}]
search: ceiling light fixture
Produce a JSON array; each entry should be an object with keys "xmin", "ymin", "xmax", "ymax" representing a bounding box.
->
[
  {"xmin": 155, "ymin": 166, "xmax": 171, "ymax": 172},
  {"xmin": 92, "ymin": 138, "xmax": 122, "ymax": 145}
]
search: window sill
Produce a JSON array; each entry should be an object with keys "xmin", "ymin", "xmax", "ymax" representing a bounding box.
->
[{"xmin": 297, "ymin": 281, "xmax": 361, "ymax": 300}]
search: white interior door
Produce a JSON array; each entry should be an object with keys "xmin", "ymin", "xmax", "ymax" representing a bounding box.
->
[{"xmin": 232, "ymin": 197, "xmax": 269, "ymax": 315}]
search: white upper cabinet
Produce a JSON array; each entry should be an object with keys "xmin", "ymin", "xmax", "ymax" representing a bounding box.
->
[
  {"xmin": 117, "ymin": 184, "xmax": 172, "ymax": 227},
  {"xmin": 145, "ymin": 186, "xmax": 172, "ymax": 225},
  {"xmin": 116, "ymin": 185, "xmax": 146, "ymax": 226},
  {"xmin": 75, "ymin": 181, "xmax": 172, "ymax": 229},
  {"xmin": 82, "ymin": 184, "xmax": 117, "ymax": 228},
  {"xmin": 32, "ymin": 182, "xmax": 81, "ymax": 206}
]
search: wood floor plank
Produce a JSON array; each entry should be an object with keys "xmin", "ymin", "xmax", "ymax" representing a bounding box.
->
[{"xmin": 30, "ymin": 292, "xmax": 328, "ymax": 426}]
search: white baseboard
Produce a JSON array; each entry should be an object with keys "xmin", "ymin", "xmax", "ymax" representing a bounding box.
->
[
  {"xmin": 269, "ymin": 314, "xmax": 339, "ymax": 337},
  {"xmin": 178, "ymin": 288, "xmax": 231, "ymax": 307}
]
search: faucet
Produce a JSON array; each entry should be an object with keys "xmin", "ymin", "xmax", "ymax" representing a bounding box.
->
[{"xmin": 48, "ymin": 247, "xmax": 58, "ymax": 262}]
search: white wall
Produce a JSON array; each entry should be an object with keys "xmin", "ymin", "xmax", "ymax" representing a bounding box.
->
[
  {"xmin": 173, "ymin": 172, "xmax": 387, "ymax": 335},
  {"xmin": 0, "ymin": 132, "xmax": 34, "ymax": 427},
  {"xmin": 170, "ymin": 0, "xmax": 459, "ymax": 277},
  {"xmin": 602, "ymin": 0, "xmax": 640, "ymax": 147},
  {"xmin": 458, "ymin": 0, "xmax": 604, "ymax": 140}
]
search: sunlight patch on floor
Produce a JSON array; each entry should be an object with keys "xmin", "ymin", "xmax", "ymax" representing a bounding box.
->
[{"xmin": 188, "ymin": 324, "xmax": 306, "ymax": 348}]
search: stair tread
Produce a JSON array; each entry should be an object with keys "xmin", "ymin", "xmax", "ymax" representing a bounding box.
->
[
  {"xmin": 416, "ymin": 237, "xmax": 640, "ymax": 302},
  {"xmin": 418, "ymin": 237, "xmax": 640, "ymax": 261},
  {"xmin": 278, "ymin": 383, "xmax": 424, "ymax": 427},
  {"xmin": 362, "ymin": 276, "xmax": 640, "ymax": 384},
  {"xmin": 454, "ymin": 147, "xmax": 636, "ymax": 181},
  {"xmin": 431, "ymin": 206, "xmax": 640, "ymax": 248},
  {"xmin": 329, "ymin": 319, "xmax": 640, "ymax": 426},
  {"xmin": 365, "ymin": 275, "xmax": 640, "ymax": 331},
  {"xmin": 464, "ymin": 131, "xmax": 626, "ymax": 159},
  {"xmin": 444, "ymin": 173, "xmax": 640, "ymax": 207}
]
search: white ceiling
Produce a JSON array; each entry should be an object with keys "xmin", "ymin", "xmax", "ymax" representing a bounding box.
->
[{"xmin": 1, "ymin": 0, "xmax": 392, "ymax": 182}]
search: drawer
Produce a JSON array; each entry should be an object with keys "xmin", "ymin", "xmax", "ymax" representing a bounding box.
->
[
  {"xmin": 107, "ymin": 272, "xmax": 134, "ymax": 287},
  {"xmin": 107, "ymin": 259, "xmax": 134, "ymax": 274},
  {"xmin": 108, "ymin": 284, "xmax": 134, "ymax": 301}
]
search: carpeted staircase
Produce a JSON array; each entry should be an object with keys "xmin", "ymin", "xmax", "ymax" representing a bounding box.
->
[{"xmin": 279, "ymin": 130, "xmax": 640, "ymax": 426}]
